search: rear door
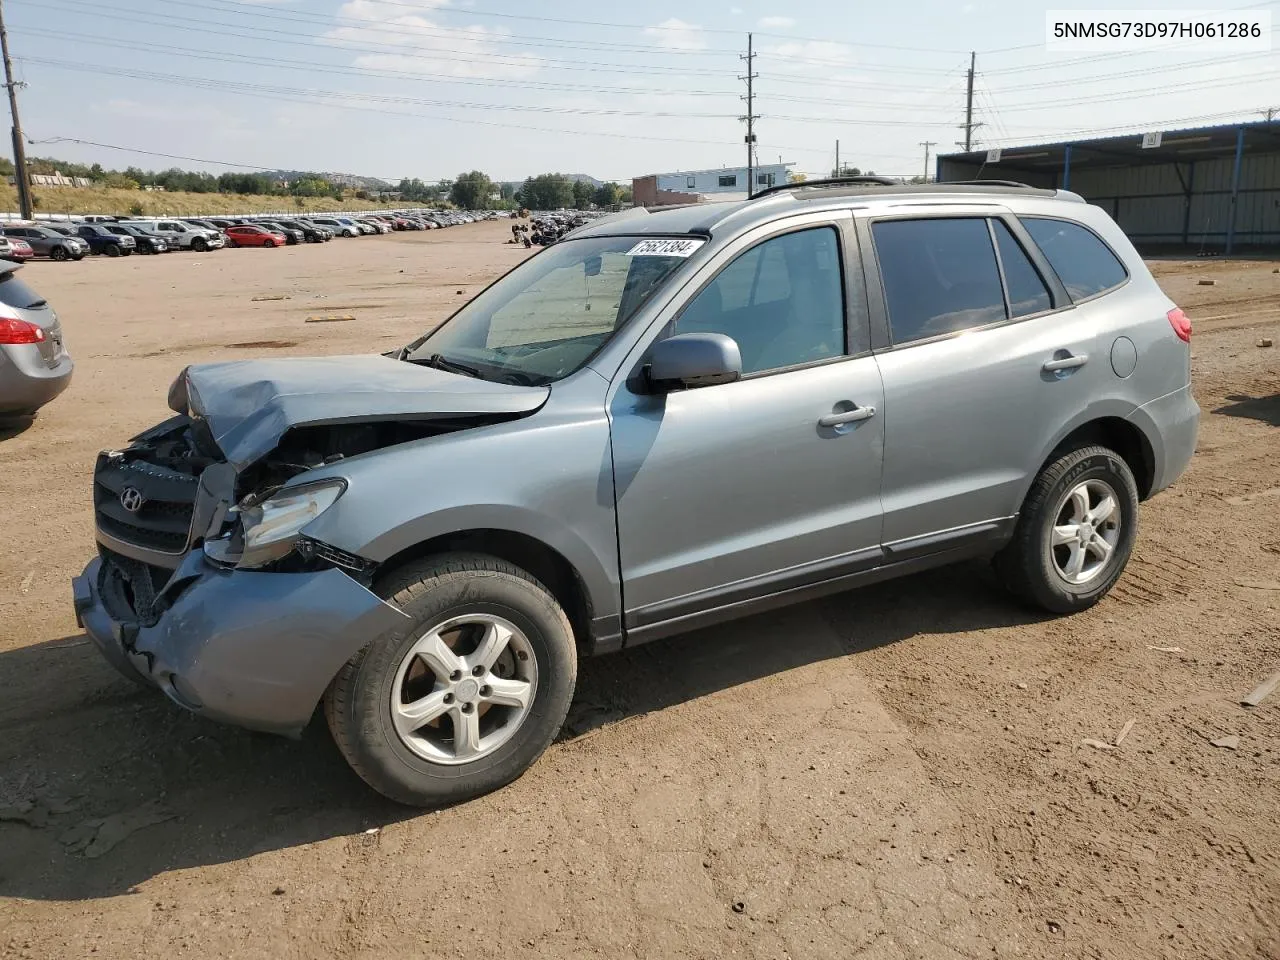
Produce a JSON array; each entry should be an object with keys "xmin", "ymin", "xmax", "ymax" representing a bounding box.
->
[{"xmin": 862, "ymin": 207, "xmax": 1102, "ymax": 553}]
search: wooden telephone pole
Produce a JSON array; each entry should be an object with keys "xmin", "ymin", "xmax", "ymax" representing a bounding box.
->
[{"xmin": 0, "ymin": 0, "xmax": 31, "ymax": 220}]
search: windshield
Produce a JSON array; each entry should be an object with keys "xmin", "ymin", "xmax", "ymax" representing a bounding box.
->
[{"xmin": 405, "ymin": 235, "xmax": 700, "ymax": 385}]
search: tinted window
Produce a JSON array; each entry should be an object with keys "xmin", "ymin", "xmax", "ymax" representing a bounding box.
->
[
  {"xmin": 0, "ymin": 271, "xmax": 45, "ymax": 309},
  {"xmin": 674, "ymin": 226, "xmax": 845, "ymax": 375},
  {"xmin": 873, "ymin": 218, "xmax": 1005, "ymax": 344},
  {"xmin": 992, "ymin": 220, "xmax": 1052, "ymax": 317},
  {"xmin": 1020, "ymin": 217, "xmax": 1127, "ymax": 300}
]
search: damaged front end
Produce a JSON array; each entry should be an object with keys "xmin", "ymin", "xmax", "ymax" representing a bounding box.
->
[{"xmin": 74, "ymin": 355, "xmax": 550, "ymax": 734}]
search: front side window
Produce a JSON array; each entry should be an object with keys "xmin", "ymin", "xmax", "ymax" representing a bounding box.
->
[
  {"xmin": 1020, "ymin": 217, "xmax": 1128, "ymax": 301},
  {"xmin": 872, "ymin": 217, "xmax": 1006, "ymax": 345},
  {"xmin": 406, "ymin": 236, "xmax": 698, "ymax": 385},
  {"xmin": 671, "ymin": 226, "xmax": 845, "ymax": 375}
]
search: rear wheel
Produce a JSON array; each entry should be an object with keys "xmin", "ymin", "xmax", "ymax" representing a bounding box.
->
[
  {"xmin": 325, "ymin": 553, "xmax": 577, "ymax": 807},
  {"xmin": 51, "ymin": 246, "xmax": 68, "ymax": 262},
  {"xmin": 995, "ymin": 444, "xmax": 1139, "ymax": 614}
]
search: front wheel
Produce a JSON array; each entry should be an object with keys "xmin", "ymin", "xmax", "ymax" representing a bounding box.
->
[
  {"xmin": 106, "ymin": 244, "xmax": 121, "ymax": 258},
  {"xmin": 192, "ymin": 237, "xmax": 208, "ymax": 252},
  {"xmin": 995, "ymin": 444, "xmax": 1139, "ymax": 614},
  {"xmin": 264, "ymin": 239, "xmax": 275, "ymax": 248},
  {"xmin": 50, "ymin": 246, "xmax": 68, "ymax": 262},
  {"xmin": 325, "ymin": 554, "xmax": 577, "ymax": 806}
]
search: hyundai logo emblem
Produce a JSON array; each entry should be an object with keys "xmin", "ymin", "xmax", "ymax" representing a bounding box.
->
[{"xmin": 119, "ymin": 487, "xmax": 146, "ymax": 514}]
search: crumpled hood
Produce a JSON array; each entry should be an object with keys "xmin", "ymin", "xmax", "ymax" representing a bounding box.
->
[{"xmin": 169, "ymin": 354, "xmax": 549, "ymax": 470}]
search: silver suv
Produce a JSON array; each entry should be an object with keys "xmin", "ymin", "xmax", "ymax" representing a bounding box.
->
[{"xmin": 72, "ymin": 180, "xmax": 1198, "ymax": 806}]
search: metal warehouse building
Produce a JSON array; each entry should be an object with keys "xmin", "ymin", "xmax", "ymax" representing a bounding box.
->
[{"xmin": 938, "ymin": 122, "xmax": 1280, "ymax": 253}]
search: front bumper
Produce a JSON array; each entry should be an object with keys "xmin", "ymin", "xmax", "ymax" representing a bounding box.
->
[{"xmin": 72, "ymin": 550, "xmax": 409, "ymax": 737}]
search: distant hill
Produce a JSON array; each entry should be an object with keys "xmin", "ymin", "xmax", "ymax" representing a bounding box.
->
[{"xmin": 260, "ymin": 170, "xmax": 393, "ymax": 191}]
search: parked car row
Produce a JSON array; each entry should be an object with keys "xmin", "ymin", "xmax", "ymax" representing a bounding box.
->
[{"xmin": 0, "ymin": 209, "xmax": 503, "ymax": 262}]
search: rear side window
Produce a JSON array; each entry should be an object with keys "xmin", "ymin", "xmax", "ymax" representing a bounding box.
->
[
  {"xmin": 1019, "ymin": 217, "xmax": 1127, "ymax": 301},
  {"xmin": 0, "ymin": 271, "xmax": 46, "ymax": 309},
  {"xmin": 992, "ymin": 220, "xmax": 1052, "ymax": 318},
  {"xmin": 872, "ymin": 218, "xmax": 1005, "ymax": 344}
]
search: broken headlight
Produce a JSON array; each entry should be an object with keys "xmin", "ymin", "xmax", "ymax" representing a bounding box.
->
[{"xmin": 205, "ymin": 479, "xmax": 345, "ymax": 569}]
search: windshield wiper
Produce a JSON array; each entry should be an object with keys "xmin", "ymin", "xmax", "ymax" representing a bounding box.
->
[{"xmin": 409, "ymin": 353, "xmax": 484, "ymax": 379}]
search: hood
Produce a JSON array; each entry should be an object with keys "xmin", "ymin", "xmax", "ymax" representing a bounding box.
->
[{"xmin": 168, "ymin": 354, "xmax": 550, "ymax": 470}]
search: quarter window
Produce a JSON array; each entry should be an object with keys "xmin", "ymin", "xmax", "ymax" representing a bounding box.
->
[
  {"xmin": 673, "ymin": 226, "xmax": 845, "ymax": 375},
  {"xmin": 1020, "ymin": 217, "xmax": 1127, "ymax": 300},
  {"xmin": 872, "ymin": 218, "xmax": 1006, "ymax": 345},
  {"xmin": 992, "ymin": 220, "xmax": 1052, "ymax": 318}
]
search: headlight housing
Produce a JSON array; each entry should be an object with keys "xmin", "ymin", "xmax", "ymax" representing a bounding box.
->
[{"xmin": 205, "ymin": 479, "xmax": 345, "ymax": 569}]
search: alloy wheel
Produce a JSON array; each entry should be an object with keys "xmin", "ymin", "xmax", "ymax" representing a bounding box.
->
[{"xmin": 389, "ymin": 613, "xmax": 538, "ymax": 765}]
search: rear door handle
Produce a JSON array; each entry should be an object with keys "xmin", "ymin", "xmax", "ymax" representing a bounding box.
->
[
  {"xmin": 819, "ymin": 406, "xmax": 877, "ymax": 428},
  {"xmin": 1043, "ymin": 353, "xmax": 1088, "ymax": 372}
]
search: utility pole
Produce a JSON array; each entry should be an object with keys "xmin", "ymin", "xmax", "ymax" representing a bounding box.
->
[
  {"xmin": 835, "ymin": 139, "xmax": 840, "ymax": 177},
  {"xmin": 919, "ymin": 141, "xmax": 937, "ymax": 182},
  {"xmin": 740, "ymin": 33, "xmax": 757, "ymax": 196},
  {"xmin": 0, "ymin": 0, "xmax": 31, "ymax": 220},
  {"xmin": 963, "ymin": 50, "xmax": 976, "ymax": 152}
]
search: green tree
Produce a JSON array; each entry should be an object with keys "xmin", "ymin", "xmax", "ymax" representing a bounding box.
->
[
  {"xmin": 516, "ymin": 173, "xmax": 574, "ymax": 210},
  {"xmin": 449, "ymin": 170, "xmax": 493, "ymax": 210},
  {"xmin": 571, "ymin": 179, "xmax": 593, "ymax": 209},
  {"xmin": 593, "ymin": 182, "xmax": 621, "ymax": 207}
]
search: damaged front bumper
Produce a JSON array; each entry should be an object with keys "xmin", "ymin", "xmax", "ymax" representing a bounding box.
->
[{"xmin": 72, "ymin": 549, "xmax": 409, "ymax": 737}]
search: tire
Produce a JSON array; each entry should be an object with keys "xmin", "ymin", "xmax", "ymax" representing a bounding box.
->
[
  {"xmin": 227, "ymin": 239, "xmax": 238, "ymax": 248},
  {"xmin": 995, "ymin": 444, "xmax": 1139, "ymax": 614},
  {"xmin": 106, "ymin": 245, "xmax": 121, "ymax": 258},
  {"xmin": 50, "ymin": 246, "xmax": 68, "ymax": 262},
  {"xmin": 344, "ymin": 229, "xmax": 356, "ymax": 237},
  {"xmin": 325, "ymin": 553, "xmax": 577, "ymax": 807},
  {"xmin": 192, "ymin": 237, "xmax": 208, "ymax": 252},
  {"xmin": 264, "ymin": 239, "xmax": 275, "ymax": 248}
]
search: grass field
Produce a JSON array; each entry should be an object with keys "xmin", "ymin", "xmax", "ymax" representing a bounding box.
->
[{"xmin": 0, "ymin": 185, "xmax": 421, "ymax": 218}]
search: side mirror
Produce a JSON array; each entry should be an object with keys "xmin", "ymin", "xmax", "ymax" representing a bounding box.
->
[{"xmin": 646, "ymin": 333, "xmax": 742, "ymax": 391}]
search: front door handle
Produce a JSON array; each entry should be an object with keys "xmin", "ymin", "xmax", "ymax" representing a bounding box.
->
[
  {"xmin": 819, "ymin": 406, "xmax": 876, "ymax": 428},
  {"xmin": 1043, "ymin": 353, "xmax": 1088, "ymax": 373}
]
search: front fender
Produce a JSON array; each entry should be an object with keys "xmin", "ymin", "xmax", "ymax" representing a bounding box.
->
[{"xmin": 300, "ymin": 396, "xmax": 620, "ymax": 626}]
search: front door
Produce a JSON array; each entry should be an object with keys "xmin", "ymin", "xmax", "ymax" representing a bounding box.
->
[{"xmin": 610, "ymin": 220, "xmax": 885, "ymax": 634}]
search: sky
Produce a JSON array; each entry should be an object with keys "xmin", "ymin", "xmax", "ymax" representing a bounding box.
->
[{"xmin": 3, "ymin": 0, "xmax": 1278, "ymax": 184}]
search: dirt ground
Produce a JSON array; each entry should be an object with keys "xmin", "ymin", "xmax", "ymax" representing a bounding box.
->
[{"xmin": 0, "ymin": 220, "xmax": 1276, "ymax": 960}]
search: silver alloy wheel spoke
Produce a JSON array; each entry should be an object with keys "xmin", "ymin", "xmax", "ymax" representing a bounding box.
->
[
  {"xmin": 469, "ymin": 620, "xmax": 514, "ymax": 671},
  {"xmin": 453, "ymin": 707, "xmax": 482, "ymax": 758},
  {"xmin": 1068, "ymin": 486, "xmax": 1091, "ymax": 524},
  {"xmin": 394, "ymin": 690, "xmax": 451, "ymax": 736},
  {"xmin": 416, "ymin": 632, "xmax": 463, "ymax": 681},
  {"xmin": 1065, "ymin": 543, "xmax": 1088, "ymax": 578},
  {"xmin": 1087, "ymin": 536, "xmax": 1114, "ymax": 562},
  {"xmin": 484, "ymin": 676, "xmax": 533, "ymax": 709},
  {"xmin": 1051, "ymin": 524, "xmax": 1078, "ymax": 546},
  {"xmin": 1088, "ymin": 496, "xmax": 1117, "ymax": 525}
]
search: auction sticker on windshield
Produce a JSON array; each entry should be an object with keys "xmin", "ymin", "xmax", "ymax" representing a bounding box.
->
[{"xmin": 626, "ymin": 238, "xmax": 706, "ymax": 257}]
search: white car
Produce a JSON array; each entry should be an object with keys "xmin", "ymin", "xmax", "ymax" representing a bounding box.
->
[{"xmin": 119, "ymin": 220, "xmax": 224, "ymax": 252}]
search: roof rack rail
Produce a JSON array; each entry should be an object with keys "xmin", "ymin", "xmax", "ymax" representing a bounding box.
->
[
  {"xmin": 936, "ymin": 179, "xmax": 1033, "ymax": 188},
  {"xmin": 750, "ymin": 175, "xmax": 902, "ymax": 200}
]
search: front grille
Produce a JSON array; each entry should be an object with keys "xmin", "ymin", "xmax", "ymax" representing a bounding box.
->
[{"xmin": 94, "ymin": 454, "xmax": 199, "ymax": 556}]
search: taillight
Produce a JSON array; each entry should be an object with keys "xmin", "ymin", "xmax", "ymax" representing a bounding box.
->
[
  {"xmin": 0, "ymin": 317, "xmax": 44, "ymax": 344},
  {"xmin": 1167, "ymin": 307, "xmax": 1191, "ymax": 343}
]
